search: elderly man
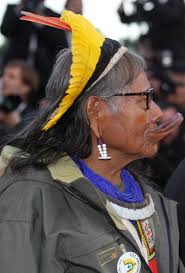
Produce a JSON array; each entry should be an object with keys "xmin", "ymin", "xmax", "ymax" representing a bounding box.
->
[{"xmin": 0, "ymin": 10, "xmax": 184, "ymax": 273}]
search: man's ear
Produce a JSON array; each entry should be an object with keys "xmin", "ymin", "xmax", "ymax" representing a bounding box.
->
[{"xmin": 85, "ymin": 96, "xmax": 103, "ymax": 138}]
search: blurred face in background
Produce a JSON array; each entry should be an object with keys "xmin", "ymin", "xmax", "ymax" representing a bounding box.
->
[
  {"xmin": 167, "ymin": 71, "xmax": 185, "ymax": 108},
  {"xmin": 2, "ymin": 65, "xmax": 30, "ymax": 98}
]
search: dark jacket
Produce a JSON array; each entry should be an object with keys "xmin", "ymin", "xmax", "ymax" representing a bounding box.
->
[
  {"xmin": 165, "ymin": 157, "xmax": 185, "ymax": 266},
  {"xmin": 0, "ymin": 146, "xmax": 184, "ymax": 273},
  {"xmin": 1, "ymin": 4, "xmax": 68, "ymax": 98},
  {"xmin": 118, "ymin": 0, "xmax": 185, "ymax": 56}
]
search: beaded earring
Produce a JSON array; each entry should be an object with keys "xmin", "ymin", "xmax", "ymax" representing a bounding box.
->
[{"xmin": 97, "ymin": 138, "xmax": 111, "ymax": 160}]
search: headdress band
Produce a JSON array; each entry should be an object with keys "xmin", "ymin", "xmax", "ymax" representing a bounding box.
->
[
  {"xmin": 20, "ymin": 11, "xmax": 128, "ymax": 130},
  {"xmin": 85, "ymin": 46, "xmax": 128, "ymax": 94}
]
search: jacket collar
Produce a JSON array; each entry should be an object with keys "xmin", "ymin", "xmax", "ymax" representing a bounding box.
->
[
  {"xmin": 0, "ymin": 145, "xmax": 21, "ymax": 177},
  {"xmin": 48, "ymin": 155, "xmax": 84, "ymax": 183},
  {"xmin": 0, "ymin": 146, "xmax": 107, "ymax": 212},
  {"xmin": 0, "ymin": 146, "xmax": 84, "ymax": 183},
  {"xmin": 0, "ymin": 146, "xmax": 159, "ymax": 217}
]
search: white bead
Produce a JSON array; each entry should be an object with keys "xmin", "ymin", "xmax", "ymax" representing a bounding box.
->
[{"xmin": 97, "ymin": 142, "xmax": 111, "ymax": 160}]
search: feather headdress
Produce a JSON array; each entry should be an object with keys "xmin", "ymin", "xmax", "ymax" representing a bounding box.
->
[{"xmin": 20, "ymin": 10, "xmax": 127, "ymax": 130}]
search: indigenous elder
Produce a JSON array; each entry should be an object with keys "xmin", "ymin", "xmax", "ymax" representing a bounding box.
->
[{"xmin": 0, "ymin": 11, "xmax": 184, "ymax": 273}]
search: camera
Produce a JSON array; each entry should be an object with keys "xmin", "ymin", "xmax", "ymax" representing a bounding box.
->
[{"xmin": 0, "ymin": 95, "xmax": 22, "ymax": 114}]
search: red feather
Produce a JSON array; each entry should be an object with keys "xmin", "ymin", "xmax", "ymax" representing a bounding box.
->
[{"xmin": 20, "ymin": 11, "xmax": 71, "ymax": 32}]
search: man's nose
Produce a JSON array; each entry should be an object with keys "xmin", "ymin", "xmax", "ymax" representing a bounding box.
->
[{"xmin": 150, "ymin": 101, "xmax": 164, "ymax": 124}]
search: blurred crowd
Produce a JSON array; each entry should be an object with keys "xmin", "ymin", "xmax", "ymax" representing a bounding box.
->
[
  {"xmin": 0, "ymin": 0, "xmax": 82, "ymax": 142},
  {"xmin": 0, "ymin": 0, "xmax": 185, "ymax": 191},
  {"xmin": 118, "ymin": 0, "xmax": 185, "ymax": 189}
]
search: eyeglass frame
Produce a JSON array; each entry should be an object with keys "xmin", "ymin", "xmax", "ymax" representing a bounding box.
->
[{"xmin": 101, "ymin": 87, "xmax": 154, "ymax": 110}]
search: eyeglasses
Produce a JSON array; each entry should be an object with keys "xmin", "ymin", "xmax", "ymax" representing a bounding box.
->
[{"xmin": 103, "ymin": 88, "xmax": 154, "ymax": 110}]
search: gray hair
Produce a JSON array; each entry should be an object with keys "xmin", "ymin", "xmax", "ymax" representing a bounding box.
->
[{"xmin": 46, "ymin": 48, "xmax": 146, "ymax": 119}]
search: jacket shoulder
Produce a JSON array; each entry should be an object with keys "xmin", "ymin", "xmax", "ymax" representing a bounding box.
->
[{"xmin": 0, "ymin": 165, "xmax": 64, "ymax": 221}]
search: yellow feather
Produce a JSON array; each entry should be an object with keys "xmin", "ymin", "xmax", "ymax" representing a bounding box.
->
[{"xmin": 42, "ymin": 10, "xmax": 105, "ymax": 130}]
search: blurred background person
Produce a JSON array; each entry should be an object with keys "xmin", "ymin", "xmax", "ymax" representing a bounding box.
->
[
  {"xmin": 0, "ymin": 0, "xmax": 82, "ymax": 100},
  {"xmin": 0, "ymin": 59, "xmax": 39, "ymax": 145},
  {"xmin": 117, "ymin": 0, "xmax": 185, "ymax": 62},
  {"xmin": 142, "ymin": 61, "xmax": 185, "ymax": 189}
]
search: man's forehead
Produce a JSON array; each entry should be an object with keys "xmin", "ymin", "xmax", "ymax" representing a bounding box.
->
[
  {"xmin": 129, "ymin": 72, "xmax": 151, "ymax": 92},
  {"xmin": 4, "ymin": 66, "xmax": 22, "ymax": 75}
]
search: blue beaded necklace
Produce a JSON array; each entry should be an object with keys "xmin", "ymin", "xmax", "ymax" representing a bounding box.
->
[{"xmin": 74, "ymin": 157, "xmax": 144, "ymax": 203}]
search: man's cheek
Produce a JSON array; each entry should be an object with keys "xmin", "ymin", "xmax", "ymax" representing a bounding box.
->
[
  {"xmin": 0, "ymin": 112, "xmax": 6, "ymax": 121},
  {"xmin": 134, "ymin": 112, "xmax": 149, "ymax": 127}
]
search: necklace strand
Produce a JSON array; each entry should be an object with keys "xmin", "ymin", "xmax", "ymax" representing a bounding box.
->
[{"xmin": 74, "ymin": 158, "xmax": 144, "ymax": 203}]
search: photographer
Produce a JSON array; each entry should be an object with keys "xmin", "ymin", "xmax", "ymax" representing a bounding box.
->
[
  {"xmin": 1, "ymin": 0, "xmax": 82, "ymax": 100},
  {"xmin": 0, "ymin": 60, "xmax": 39, "ymax": 145},
  {"xmin": 118, "ymin": 0, "xmax": 185, "ymax": 56}
]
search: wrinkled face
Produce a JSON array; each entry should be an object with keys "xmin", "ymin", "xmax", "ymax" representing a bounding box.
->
[{"xmin": 97, "ymin": 72, "xmax": 163, "ymax": 159}]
